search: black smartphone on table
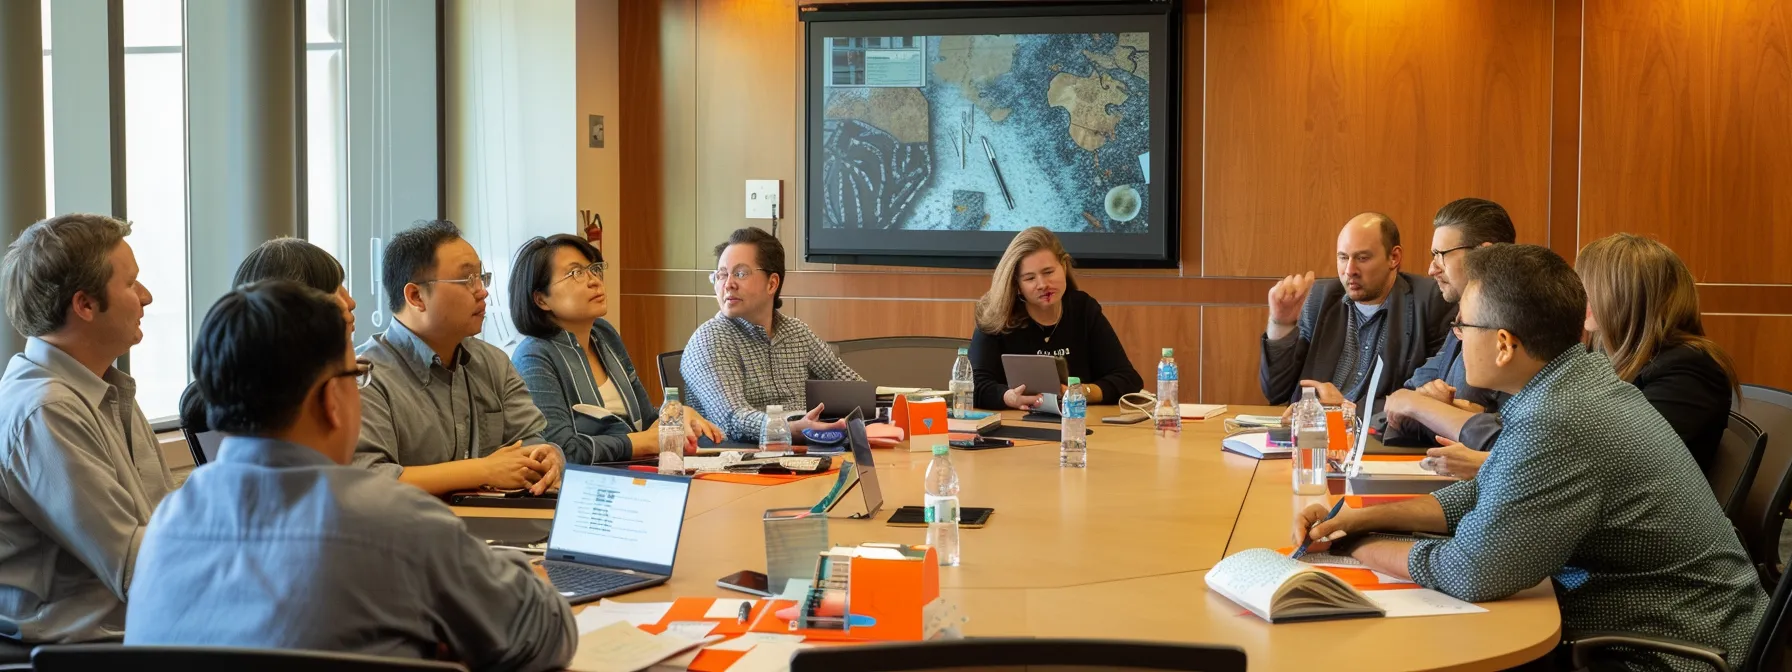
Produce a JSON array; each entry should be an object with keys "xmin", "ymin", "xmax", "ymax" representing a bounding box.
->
[
  {"xmin": 716, "ymin": 570, "xmax": 773, "ymax": 597},
  {"xmin": 949, "ymin": 437, "xmax": 1013, "ymax": 450},
  {"xmin": 886, "ymin": 506, "xmax": 995, "ymax": 528}
]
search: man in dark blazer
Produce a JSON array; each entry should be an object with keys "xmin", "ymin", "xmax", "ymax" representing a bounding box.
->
[{"xmin": 1259, "ymin": 212, "xmax": 1456, "ymax": 408}]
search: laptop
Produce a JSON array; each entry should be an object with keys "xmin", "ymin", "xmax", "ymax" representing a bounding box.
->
[
  {"xmin": 805, "ymin": 380, "xmax": 878, "ymax": 421},
  {"xmin": 541, "ymin": 465, "xmax": 692, "ymax": 604},
  {"xmin": 837, "ymin": 409, "xmax": 883, "ymax": 518},
  {"xmin": 1000, "ymin": 354, "xmax": 1068, "ymax": 416}
]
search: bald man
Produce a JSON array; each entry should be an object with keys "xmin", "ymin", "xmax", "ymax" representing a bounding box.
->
[{"xmin": 1259, "ymin": 213, "xmax": 1455, "ymax": 407}]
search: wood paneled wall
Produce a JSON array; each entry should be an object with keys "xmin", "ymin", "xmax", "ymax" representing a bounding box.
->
[{"xmin": 616, "ymin": 0, "xmax": 1792, "ymax": 402}]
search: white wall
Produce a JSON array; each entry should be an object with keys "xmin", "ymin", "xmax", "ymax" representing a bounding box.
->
[{"xmin": 577, "ymin": 0, "xmax": 621, "ymax": 331}]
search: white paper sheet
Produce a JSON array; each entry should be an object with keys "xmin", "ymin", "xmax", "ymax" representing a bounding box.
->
[
  {"xmin": 566, "ymin": 621, "xmax": 710, "ymax": 672},
  {"xmin": 575, "ymin": 600, "xmax": 673, "ymax": 635},
  {"xmin": 704, "ymin": 598, "xmax": 754, "ymax": 620},
  {"xmin": 1364, "ymin": 588, "xmax": 1488, "ymax": 618}
]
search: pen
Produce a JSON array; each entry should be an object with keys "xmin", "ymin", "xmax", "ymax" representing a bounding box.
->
[
  {"xmin": 1291, "ymin": 498, "xmax": 1346, "ymax": 560},
  {"xmin": 737, "ymin": 600, "xmax": 752, "ymax": 624},
  {"xmin": 981, "ymin": 136, "xmax": 1015, "ymax": 210}
]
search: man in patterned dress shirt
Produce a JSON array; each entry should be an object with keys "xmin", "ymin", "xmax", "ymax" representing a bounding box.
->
[
  {"xmin": 1297, "ymin": 244, "xmax": 1765, "ymax": 671},
  {"xmin": 681, "ymin": 228, "xmax": 862, "ymax": 442}
]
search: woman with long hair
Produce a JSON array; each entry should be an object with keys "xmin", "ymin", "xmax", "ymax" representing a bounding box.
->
[
  {"xmin": 1578, "ymin": 233, "xmax": 1740, "ymax": 470},
  {"xmin": 969, "ymin": 227, "xmax": 1141, "ymax": 410}
]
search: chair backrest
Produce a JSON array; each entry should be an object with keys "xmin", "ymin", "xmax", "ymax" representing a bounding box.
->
[
  {"xmin": 658, "ymin": 350, "xmax": 686, "ymax": 396},
  {"xmin": 1712, "ymin": 411, "xmax": 1769, "ymax": 522},
  {"xmin": 32, "ymin": 645, "xmax": 468, "ymax": 672},
  {"xmin": 176, "ymin": 381, "xmax": 225, "ymax": 466},
  {"xmin": 1738, "ymin": 385, "xmax": 1792, "ymax": 588},
  {"xmin": 788, "ymin": 638, "xmax": 1246, "ymax": 672},
  {"xmin": 830, "ymin": 337, "xmax": 970, "ymax": 390},
  {"xmin": 1747, "ymin": 553, "xmax": 1792, "ymax": 672}
]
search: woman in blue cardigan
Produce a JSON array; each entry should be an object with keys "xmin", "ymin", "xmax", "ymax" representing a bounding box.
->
[{"xmin": 508, "ymin": 235, "xmax": 722, "ymax": 464}]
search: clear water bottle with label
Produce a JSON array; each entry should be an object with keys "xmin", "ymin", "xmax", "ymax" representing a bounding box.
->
[
  {"xmin": 924, "ymin": 443, "xmax": 961, "ymax": 566},
  {"xmin": 949, "ymin": 347, "xmax": 975, "ymax": 417},
  {"xmin": 1154, "ymin": 348, "xmax": 1182, "ymax": 437},
  {"xmin": 761, "ymin": 404, "xmax": 792, "ymax": 454},
  {"xmin": 1290, "ymin": 387, "xmax": 1328, "ymax": 495},
  {"xmin": 1061, "ymin": 377, "xmax": 1088, "ymax": 468},
  {"xmin": 657, "ymin": 388, "xmax": 686, "ymax": 475}
]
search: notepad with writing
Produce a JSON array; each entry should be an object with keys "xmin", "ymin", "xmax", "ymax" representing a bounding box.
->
[{"xmin": 1206, "ymin": 548, "xmax": 1385, "ymax": 623}]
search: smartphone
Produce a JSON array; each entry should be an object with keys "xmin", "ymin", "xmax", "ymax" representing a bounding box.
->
[
  {"xmin": 1101, "ymin": 412, "xmax": 1150, "ymax": 425},
  {"xmin": 716, "ymin": 570, "xmax": 772, "ymax": 597},
  {"xmin": 1267, "ymin": 427, "xmax": 1294, "ymax": 448},
  {"xmin": 887, "ymin": 506, "xmax": 994, "ymax": 528},
  {"xmin": 949, "ymin": 437, "xmax": 1013, "ymax": 450}
]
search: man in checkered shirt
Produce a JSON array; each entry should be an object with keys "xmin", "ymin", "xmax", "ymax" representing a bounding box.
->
[{"xmin": 681, "ymin": 228, "xmax": 862, "ymax": 442}]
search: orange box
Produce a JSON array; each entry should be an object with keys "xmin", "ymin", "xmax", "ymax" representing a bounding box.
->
[
  {"xmin": 892, "ymin": 395, "xmax": 949, "ymax": 439},
  {"xmin": 843, "ymin": 543, "xmax": 940, "ymax": 641}
]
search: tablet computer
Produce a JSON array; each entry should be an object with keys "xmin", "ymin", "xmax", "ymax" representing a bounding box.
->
[
  {"xmin": 1000, "ymin": 354, "xmax": 1067, "ymax": 415},
  {"xmin": 805, "ymin": 379, "xmax": 877, "ymax": 420}
]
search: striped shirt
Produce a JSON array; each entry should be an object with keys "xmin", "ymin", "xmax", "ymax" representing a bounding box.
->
[{"xmin": 680, "ymin": 312, "xmax": 861, "ymax": 442}]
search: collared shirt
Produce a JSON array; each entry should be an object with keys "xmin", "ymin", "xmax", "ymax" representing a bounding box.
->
[
  {"xmin": 0, "ymin": 338, "xmax": 174, "ymax": 643},
  {"xmin": 1329, "ymin": 297, "xmax": 1389, "ymax": 404},
  {"xmin": 681, "ymin": 312, "xmax": 862, "ymax": 442},
  {"xmin": 1407, "ymin": 349, "xmax": 1765, "ymax": 672},
  {"xmin": 354, "ymin": 320, "xmax": 551, "ymax": 476},
  {"xmin": 126, "ymin": 437, "xmax": 576, "ymax": 671}
]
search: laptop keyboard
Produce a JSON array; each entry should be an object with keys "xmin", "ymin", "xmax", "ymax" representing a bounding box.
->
[{"xmin": 544, "ymin": 561, "xmax": 654, "ymax": 597}]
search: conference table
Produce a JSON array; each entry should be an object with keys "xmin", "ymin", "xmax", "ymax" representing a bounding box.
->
[{"xmin": 453, "ymin": 405, "xmax": 1562, "ymax": 671}]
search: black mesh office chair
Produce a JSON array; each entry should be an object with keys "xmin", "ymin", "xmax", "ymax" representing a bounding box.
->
[
  {"xmin": 789, "ymin": 638, "xmax": 1246, "ymax": 672},
  {"xmin": 658, "ymin": 350, "xmax": 685, "ymax": 397},
  {"xmin": 1710, "ymin": 412, "xmax": 1769, "ymax": 522},
  {"xmin": 830, "ymin": 337, "xmax": 970, "ymax": 390},
  {"xmin": 1738, "ymin": 385, "xmax": 1792, "ymax": 587},
  {"xmin": 1571, "ymin": 556, "xmax": 1792, "ymax": 671}
]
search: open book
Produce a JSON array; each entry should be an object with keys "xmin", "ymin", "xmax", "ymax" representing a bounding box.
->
[{"xmin": 1206, "ymin": 548, "xmax": 1384, "ymax": 622}]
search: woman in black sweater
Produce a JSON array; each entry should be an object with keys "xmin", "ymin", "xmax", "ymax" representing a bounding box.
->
[
  {"xmin": 969, "ymin": 227, "xmax": 1142, "ymax": 410},
  {"xmin": 1579, "ymin": 233, "xmax": 1740, "ymax": 471}
]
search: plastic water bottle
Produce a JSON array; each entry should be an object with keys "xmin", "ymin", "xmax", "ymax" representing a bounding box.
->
[
  {"xmin": 949, "ymin": 347, "xmax": 975, "ymax": 417},
  {"xmin": 1290, "ymin": 387, "xmax": 1328, "ymax": 495},
  {"xmin": 761, "ymin": 404, "xmax": 793, "ymax": 454},
  {"xmin": 657, "ymin": 388, "xmax": 686, "ymax": 475},
  {"xmin": 1154, "ymin": 348, "xmax": 1182, "ymax": 437},
  {"xmin": 924, "ymin": 443, "xmax": 961, "ymax": 566},
  {"xmin": 1060, "ymin": 377, "xmax": 1088, "ymax": 468}
]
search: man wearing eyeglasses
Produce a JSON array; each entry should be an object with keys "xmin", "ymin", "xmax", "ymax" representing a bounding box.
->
[
  {"xmin": 1295, "ymin": 245, "xmax": 1765, "ymax": 671},
  {"xmin": 1381, "ymin": 199, "xmax": 1517, "ymax": 468},
  {"xmin": 681, "ymin": 227, "xmax": 864, "ymax": 442},
  {"xmin": 353, "ymin": 220, "xmax": 565, "ymax": 497},
  {"xmin": 128, "ymin": 281, "xmax": 576, "ymax": 670},
  {"xmin": 1259, "ymin": 213, "xmax": 1455, "ymax": 408}
]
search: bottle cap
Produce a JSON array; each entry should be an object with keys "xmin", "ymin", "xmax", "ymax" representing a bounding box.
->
[
  {"xmin": 1067, "ymin": 377, "xmax": 1081, "ymax": 385},
  {"xmin": 1162, "ymin": 347, "xmax": 1174, "ymax": 357},
  {"xmin": 665, "ymin": 387, "xmax": 679, "ymax": 398},
  {"xmin": 957, "ymin": 347, "xmax": 969, "ymax": 355},
  {"xmin": 767, "ymin": 404, "xmax": 784, "ymax": 415},
  {"xmin": 932, "ymin": 443, "xmax": 950, "ymax": 456}
]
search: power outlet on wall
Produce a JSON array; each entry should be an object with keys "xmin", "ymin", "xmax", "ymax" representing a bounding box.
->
[{"xmin": 745, "ymin": 179, "xmax": 781, "ymax": 219}]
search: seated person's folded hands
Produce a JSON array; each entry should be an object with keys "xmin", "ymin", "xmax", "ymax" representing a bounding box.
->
[
  {"xmin": 523, "ymin": 443, "xmax": 563, "ymax": 495},
  {"xmin": 1420, "ymin": 438, "xmax": 1487, "ymax": 480},
  {"xmin": 482, "ymin": 441, "xmax": 549, "ymax": 491}
]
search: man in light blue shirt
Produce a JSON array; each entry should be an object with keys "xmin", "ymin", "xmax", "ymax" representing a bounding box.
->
[{"xmin": 127, "ymin": 281, "xmax": 575, "ymax": 671}]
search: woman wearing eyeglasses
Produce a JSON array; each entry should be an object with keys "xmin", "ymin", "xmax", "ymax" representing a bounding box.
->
[{"xmin": 509, "ymin": 234, "xmax": 723, "ymax": 464}]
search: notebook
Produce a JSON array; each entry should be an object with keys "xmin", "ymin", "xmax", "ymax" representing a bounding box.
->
[
  {"xmin": 543, "ymin": 466, "xmax": 692, "ymax": 605},
  {"xmin": 1179, "ymin": 403, "xmax": 1228, "ymax": 420},
  {"xmin": 1220, "ymin": 431, "xmax": 1292, "ymax": 459},
  {"xmin": 1206, "ymin": 548, "xmax": 1384, "ymax": 623}
]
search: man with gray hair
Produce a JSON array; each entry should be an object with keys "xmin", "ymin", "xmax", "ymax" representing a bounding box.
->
[{"xmin": 0, "ymin": 214, "xmax": 174, "ymax": 644}]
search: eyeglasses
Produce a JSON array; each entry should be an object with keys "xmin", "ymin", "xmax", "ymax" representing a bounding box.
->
[
  {"xmin": 708, "ymin": 266, "xmax": 767, "ymax": 284},
  {"xmin": 555, "ymin": 262, "xmax": 607, "ymax": 285},
  {"xmin": 1430, "ymin": 245, "xmax": 1476, "ymax": 264},
  {"xmin": 422, "ymin": 271, "xmax": 493, "ymax": 291},
  {"xmin": 334, "ymin": 360, "xmax": 374, "ymax": 389},
  {"xmin": 1449, "ymin": 320, "xmax": 1500, "ymax": 339}
]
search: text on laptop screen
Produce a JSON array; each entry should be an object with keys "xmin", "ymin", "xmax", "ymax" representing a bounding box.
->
[{"xmin": 549, "ymin": 469, "xmax": 687, "ymax": 567}]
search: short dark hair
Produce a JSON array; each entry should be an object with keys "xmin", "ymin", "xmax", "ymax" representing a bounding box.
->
[
  {"xmin": 192, "ymin": 280, "xmax": 349, "ymax": 435},
  {"xmin": 1, "ymin": 214, "xmax": 131, "ymax": 337},
  {"xmin": 1461, "ymin": 244, "xmax": 1586, "ymax": 361},
  {"xmin": 382, "ymin": 219, "xmax": 464, "ymax": 313},
  {"xmin": 1434, "ymin": 198, "xmax": 1517, "ymax": 247},
  {"xmin": 714, "ymin": 227, "xmax": 786, "ymax": 310},
  {"xmin": 508, "ymin": 234, "xmax": 603, "ymax": 340},
  {"xmin": 232, "ymin": 237, "xmax": 344, "ymax": 293}
]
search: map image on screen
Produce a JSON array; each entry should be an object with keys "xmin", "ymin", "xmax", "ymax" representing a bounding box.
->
[{"xmin": 820, "ymin": 32, "xmax": 1152, "ymax": 235}]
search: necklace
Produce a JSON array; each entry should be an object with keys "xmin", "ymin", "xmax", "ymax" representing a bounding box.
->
[{"xmin": 1039, "ymin": 319, "xmax": 1061, "ymax": 343}]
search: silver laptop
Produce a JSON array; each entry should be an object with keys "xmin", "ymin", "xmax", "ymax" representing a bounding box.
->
[{"xmin": 542, "ymin": 466, "xmax": 692, "ymax": 605}]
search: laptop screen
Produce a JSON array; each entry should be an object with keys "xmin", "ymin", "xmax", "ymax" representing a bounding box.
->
[{"xmin": 547, "ymin": 466, "xmax": 691, "ymax": 573}]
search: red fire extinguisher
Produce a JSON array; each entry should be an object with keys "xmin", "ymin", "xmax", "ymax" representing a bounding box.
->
[{"xmin": 580, "ymin": 209, "xmax": 603, "ymax": 252}]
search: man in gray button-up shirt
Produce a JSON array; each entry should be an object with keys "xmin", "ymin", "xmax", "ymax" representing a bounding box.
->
[
  {"xmin": 129, "ymin": 282, "xmax": 575, "ymax": 671},
  {"xmin": 0, "ymin": 214, "xmax": 174, "ymax": 644},
  {"xmin": 355, "ymin": 221, "xmax": 563, "ymax": 497}
]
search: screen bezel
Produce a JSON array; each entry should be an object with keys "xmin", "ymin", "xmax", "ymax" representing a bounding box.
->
[
  {"xmin": 801, "ymin": 1, "xmax": 1181, "ymax": 269},
  {"xmin": 545, "ymin": 465, "xmax": 693, "ymax": 576}
]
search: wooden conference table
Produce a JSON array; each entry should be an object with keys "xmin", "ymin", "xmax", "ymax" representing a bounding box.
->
[{"xmin": 453, "ymin": 405, "xmax": 1561, "ymax": 671}]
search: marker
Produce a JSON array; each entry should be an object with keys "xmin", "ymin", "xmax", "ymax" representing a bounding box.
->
[
  {"xmin": 737, "ymin": 600, "xmax": 752, "ymax": 624},
  {"xmin": 1291, "ymin": 498, "xmax": 1346, "ymax": 560}
]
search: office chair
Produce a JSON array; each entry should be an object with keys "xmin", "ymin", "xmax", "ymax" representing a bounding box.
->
[
  {"xmin": 1738, "ymin": 385, "xmax": 1792, "ymax": 587},
  {"xmin": 658, "ymin": 350, "xmax": 685, "ymax": 396},
  {"xmin": 830, "ymin": 336, "xmax": 970, "ymax": 390},
  {"xmin": 31, "ymin": 645, "xmax": 468, "ymax": 671},
  {"xmin": 789, "ymin": 638, "xmax": 1247, "ymax": 672},
  {"xmin": 1571, "ymin": 555, "xmax": 1792, "ymax": 671},
  {"xmin": 1710, "ymin": 412, "xmax": 1769, "ymax": 522}
]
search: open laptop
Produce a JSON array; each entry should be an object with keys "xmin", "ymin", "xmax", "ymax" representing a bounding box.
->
[
  {"xmin": 542, "ymin": 465, "xmax": 692, "ymax": 605},
  {"xmin": 835, "ymin": 408, "xmax": 883, "ymax": 518},
  {"xmin": 806, "ymin": 380, "xmax": 878, "ymax": 421}
]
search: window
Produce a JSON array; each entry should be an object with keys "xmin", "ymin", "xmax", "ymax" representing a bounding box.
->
[
  {"xmin": 306, "ymin": 0, "xmax": 347, "ymax": 261},
  {"xmin": 122, "ymin": 0, "xmax": 188, "ymax": 421},
  {"xmin": 41, "ymin": 0, "xmax": 53, "ymax": 215}
]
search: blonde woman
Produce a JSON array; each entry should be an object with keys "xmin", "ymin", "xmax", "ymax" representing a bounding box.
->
[
  {"xmin": 969, "ymin": 227, "xmax": 1141, "ymax": 410},
  {"xmin": 1579, "ymin": 233, "xmax": 1739, "ymax": 470}
]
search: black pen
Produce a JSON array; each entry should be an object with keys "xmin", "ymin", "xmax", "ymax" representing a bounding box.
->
[{"xmin": 737, "ymin": 600, "xmax": 752, "ymax": 624}]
